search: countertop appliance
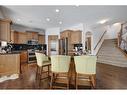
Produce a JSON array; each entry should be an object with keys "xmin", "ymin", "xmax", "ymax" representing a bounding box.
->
[
  {"xmin": 59, "ymin": 37, "xmax": 68, "ymax": 55},
  {"xmin": 27, "ymin": 39, "xmax": 38, "ymax": 45}
]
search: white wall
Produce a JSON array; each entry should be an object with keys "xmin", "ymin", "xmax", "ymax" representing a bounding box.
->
[
  {"xmin": 105, "ymin": 23, "xmax": 121, "ymax": 39},
  {"xmin": 90, "ymin": 26, "xmax": 107, "ymax": 55},
  {"xmin": 61, "ymin": 23, "xmax": 84, "ymax": 31},
  {"xmin": 0, "ymin": 9, "xmax": 4, "ymax": 19},
  {"xmin": 45, "ymin": 27, "xmax": 60, "ymax": 55}
]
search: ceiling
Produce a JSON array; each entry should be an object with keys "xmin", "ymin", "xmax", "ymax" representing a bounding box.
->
[{"xmin": 1, "ymin": 5, "xmax": 127, "ymax": 30}]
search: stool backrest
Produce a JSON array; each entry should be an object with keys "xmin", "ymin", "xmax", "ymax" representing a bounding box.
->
[
  {"xmin": 74, "ymin": 55, "xmax": 97, "ymax": 74},
  {"xmin": 50, "ymin": 55, "xmax": 71, "ymax": 73},
  {"xmin": 35, "ymin": 52, "xmax": 49, "ymax": 67}
]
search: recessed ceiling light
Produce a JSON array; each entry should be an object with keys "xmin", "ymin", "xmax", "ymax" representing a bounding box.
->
[
  {"xmin": 17, "ymin": 19, "xmax": 21, "ymax": 21},
  {"xmin": 75, "ymin": 5, "xmax": 80, "ymax": 7},
  {"xmin": 29, "ymin": 20, "xmax": 33, "ymax": 23},
  {"xmin": 98, "ymin": 19, "xmax": 108, "ymax": 24},
  {"xmin": 55, "ymin": 9, "xmax": 60, "ymax": 13},
  {"xmin": 113, "ymin": 22, "xmax": 121, "ymax": 26},
  {"xmin": 59, "ymin": 21, "xmax": 62, "ymax": 24},
  {"xmin": 46, "ymin": 18, "xmax": 50, "ymax": 21}
]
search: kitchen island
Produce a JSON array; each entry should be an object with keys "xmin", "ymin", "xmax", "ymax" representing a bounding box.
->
[{"xmin": 0, "ymin": 53, "xmax": 20, "ymax": 82}]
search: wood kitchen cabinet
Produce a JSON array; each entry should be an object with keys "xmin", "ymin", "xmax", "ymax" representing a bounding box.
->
[
  {"xmin": 0, "ymin": 19, "xmax": 11, "ymax": 42},
  {"xmin": 60, "ymin": 30, "xmax": 82, "ymax": 55},
  {"xmin": 17, "ymin": 32, "xmax": 27, "ymax": 44},
  {"xmin": 20, "ymin": 51, "xmax": 28, "ymax": 63},
  {"xmin": 70, "ymin": 30, "xmax": 82, "ymax": 44},
  {"xmin": 60, "ymin": 30, "xmax": 71, "ymax": 39},
  {"xmin": 0, "ymin": 54, "xmax": 20, "ymax": 76},
  {"xmin": 11, "ymin": 31, "xmax": 27, "ymax": 44},
  {"xmin": 38, "ymin": 34, "xmax": 45, "ymax": 44},
  {"xmin": 26, "ymin": 31, "xmax": 38, "ymax": 41}
]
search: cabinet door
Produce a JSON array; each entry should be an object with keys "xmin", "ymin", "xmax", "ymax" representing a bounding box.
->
[
  {"xmin": 27, "ymin": 32, "xmax": 38, "ymax": 40},
  {"xmin": 18, "ymin": 32, "xmax": 27, "ymax": 44},
  {"xmin": 71, "ymin": 31, "xmax": 82, "ymax": 44},
  {"xmin": 0, "ymin": 21, "xmax": 11, "ymax": 42},
  {"xmin": 0, "ymin": 54, "xmax": 20, "ymax": 75},
  {"xmin": 27, "ymin": 32, "xmax": 33, "ymax": 41},
  {"xmin": 32, "ymin": 32, "xmax": 38, "ymax": 40},
  {"xmin": 14, "ymin": 32, "xmax": 19, "ymax": 44},
  {"xmin": 38, "ymin": 35, "xmax": 45, "ymax": 44},
  {"xmin": 20, "ymin": 51, "xmax": 28, "ymax": 63},
  {"xmin": 60, "ymin": 31, "xmax": 70, "ymax": 39}
]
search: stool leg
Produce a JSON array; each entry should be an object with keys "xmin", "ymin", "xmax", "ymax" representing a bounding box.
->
[
  {"xmin": 90, "ymin": 75, "xmax": 96, "ymax": 89},
  {"xmin": 36, "ymin": 66, "xmax": 39, "ymax": 80},
  {"xmin": 67, "ymin": 73, "xmax": 69, "ymax": 89},
  {"xmin": 50, "ymin": 73, "xmax": 54, "ymax": 89},
  {"xmin": 48, "ymin": 65, "xmax": 50, "ymax": 78},
  {"xmin": 76, "ymin": 73, "xmax": 78, "ymax": 89},
  {"xmin": 39, "ymin": 67, "xmax": 42, "ymax": 87}
]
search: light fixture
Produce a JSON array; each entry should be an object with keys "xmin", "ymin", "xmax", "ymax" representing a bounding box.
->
[
  {"xmin": 113, "ymin": 22, "xmax": 121, "ymax": 26},
  {"xmin": 29, "ymin": 20, "xmax": 33, "ymax": 23},
  {"xmin": 59, "ymin": 21, "xmax": 62, "ymax": 24},
  {"xmin": 98, "ymin": 19, "xmax": 108, "ymax": 24},
  {"xmin": 55, "ymin": 9, "xmax": 60, "ymax": 13},
  {"xmin": 46, "ymin": 18, "xmax": 50, "ymax": 21},
  {"xmin": 75, "ymin": 5, "xmax": 80, "ymax": 7},
  {"xmin": 17, "ymin": 18, "xmax": 21, "ymax": 21}
]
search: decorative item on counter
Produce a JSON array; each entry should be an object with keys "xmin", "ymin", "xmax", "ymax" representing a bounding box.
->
[{"xmin": 0, "ymin": 41, "xmax": 7, "ymax": 53}]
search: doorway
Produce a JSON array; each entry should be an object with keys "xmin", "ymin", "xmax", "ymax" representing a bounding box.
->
[
  {"xmin": 48, "ymin": 35, "xmax": 58, "ymax": 55},
  {"xmin": 85, "ymin": 32, "xmax": 92, "ymax": 53}
]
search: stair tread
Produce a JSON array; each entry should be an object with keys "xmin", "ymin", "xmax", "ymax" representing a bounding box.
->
[{"xmin": 97, "ymin": 39, "xmax": 127, "ymax": 67}]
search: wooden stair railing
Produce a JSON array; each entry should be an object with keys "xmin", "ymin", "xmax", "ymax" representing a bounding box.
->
[{"xmin": 94, "ymin": 31, "xmax": 107, "ymax": 50}]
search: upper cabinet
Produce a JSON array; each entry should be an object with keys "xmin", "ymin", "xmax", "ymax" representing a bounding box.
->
[
  {"xmin": 26, "ymin": 31, "xmax": 38, "ymax": 41},
  {"xmin": 0, "ymin": 19, "xmax": 11, "ymax": 42},
  {"xmin": 60, "ymin": 30, "xmax": 82, "ymax": 44},
  {"xmin": 11, "ymin": 30, "xmax": 27, "ymax": 44},
  {"xmin": 17, "ymin": 32, "xmax": 27, "ymax": 44},
  {"xmin": 60, "ymin": 30, "xmax": 71, "ymax": 39},
  {"xmin": 70, "ymin": 30, "xmax": 82, "ymax": 44},
  {"xmin": 38, "ymin": 34, "xmax": 45, "ymax": 44}
]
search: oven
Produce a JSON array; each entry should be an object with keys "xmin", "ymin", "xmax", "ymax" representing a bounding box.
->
[{"xmin": 27, "ymin": 50, "xmax": 36, "ymax": 63}]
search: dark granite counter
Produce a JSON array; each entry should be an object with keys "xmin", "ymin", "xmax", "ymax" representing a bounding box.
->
[{"xmin": 0, "ymin": 51, "xmax": 21, "ymax": 55}]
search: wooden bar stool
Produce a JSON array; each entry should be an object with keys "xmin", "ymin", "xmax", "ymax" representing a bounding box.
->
[
  {"xmin": 74, "ymin": 55, "xmax": 97, "ymax": 89},
  {"xmin": 35, "ymin": 52, "xmax": 51, "ymax": 86},
  {"xmin": 50, "ymin": 55, "xmax": 71, "ymax": 89}
]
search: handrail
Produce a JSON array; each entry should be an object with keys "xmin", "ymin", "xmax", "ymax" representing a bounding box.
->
[
  {"xmin": 122, "ymin": 38, "xmax": 127, "ymax": 44},
  {"xmin": 94, "ymin": 31, "xmax": 107, "ymax": 50}
]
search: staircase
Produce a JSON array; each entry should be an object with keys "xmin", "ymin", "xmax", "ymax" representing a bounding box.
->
[{"xmin": 97, "ymin": 39, "xmax": 127, "ymax": 67}]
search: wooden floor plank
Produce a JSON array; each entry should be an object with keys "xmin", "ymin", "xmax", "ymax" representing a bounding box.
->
[{"xmin": 0, "ymin": 62, "xmax": 127, "ymax": 89}]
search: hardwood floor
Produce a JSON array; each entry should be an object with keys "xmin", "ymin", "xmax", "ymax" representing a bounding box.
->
[{"xmin": 0, "ymin": 62, "xmax": 127, "ymax": 89}]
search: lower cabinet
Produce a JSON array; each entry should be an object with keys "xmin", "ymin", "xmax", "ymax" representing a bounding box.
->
[
  {"xmin": 20, "ymin": 51, "xmax": 28, "ymax": 63},
  {"xmin": 0, "ymin": 54, "xmax": 20, "ymax": 76}
]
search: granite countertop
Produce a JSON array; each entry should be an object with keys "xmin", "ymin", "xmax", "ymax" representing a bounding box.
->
[{"xmin": 0, "ymin": 51, "xmax": 21, "ymax": 55}]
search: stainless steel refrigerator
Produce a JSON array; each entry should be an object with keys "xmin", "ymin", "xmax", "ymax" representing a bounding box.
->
[{"xmin": 59, "ymin": 37, "xmax": 68, "ymax": 55}]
